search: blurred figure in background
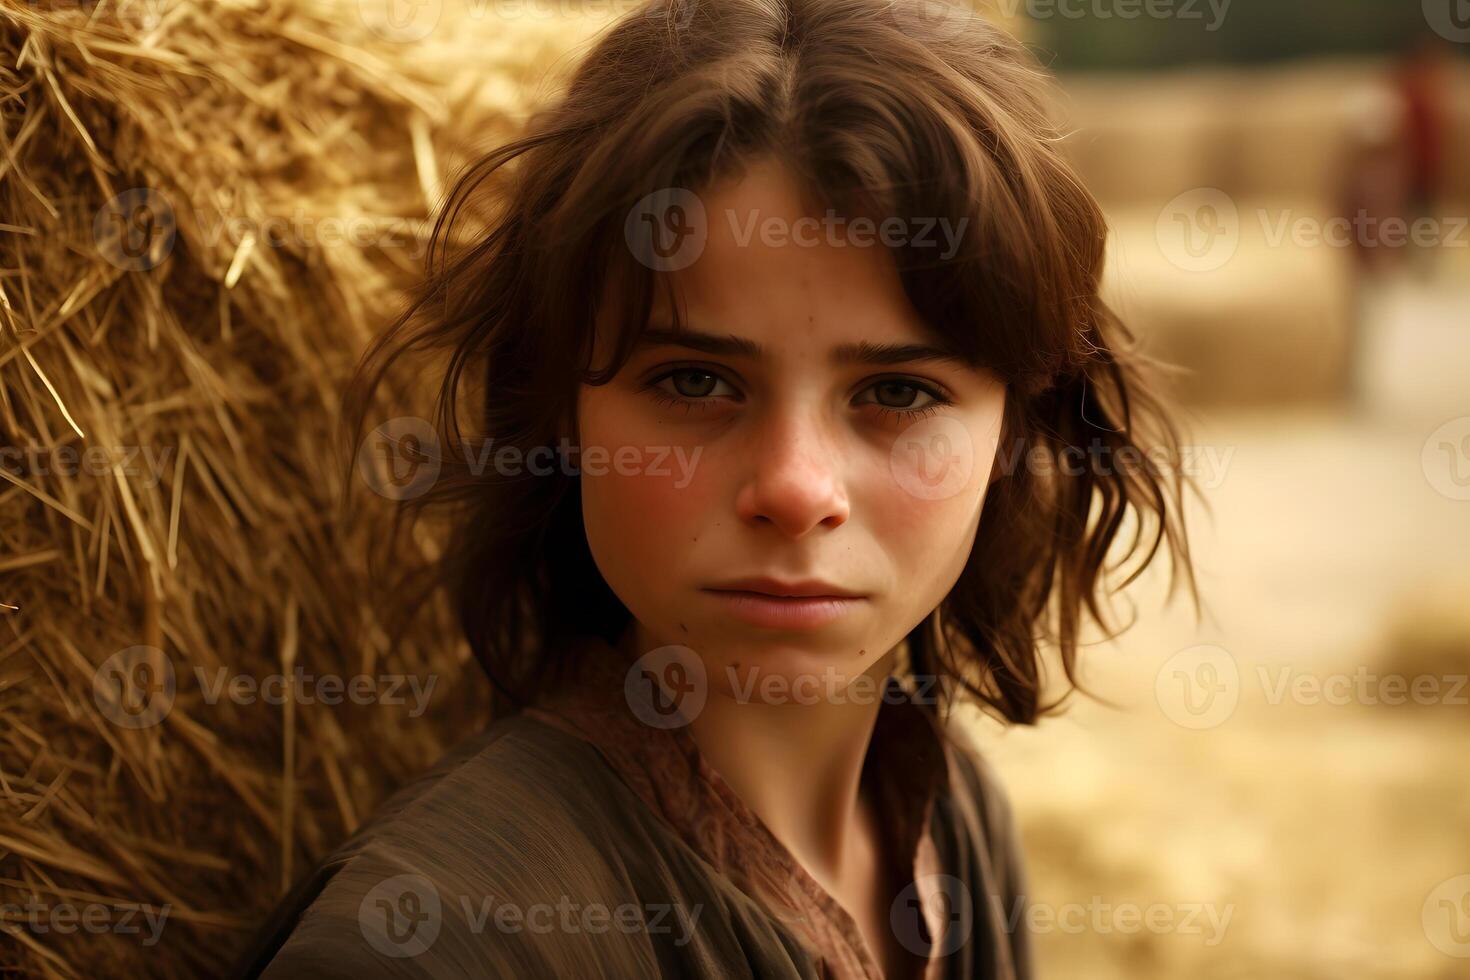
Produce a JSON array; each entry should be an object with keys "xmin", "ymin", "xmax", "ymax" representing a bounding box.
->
[
  {"xmin": 1337, "ymin": 82, "xmax": 1407, "ymax": 403},
  {"xmin": 1396, "ymin": 34, "xmax": 1452, "ymax": 269}
]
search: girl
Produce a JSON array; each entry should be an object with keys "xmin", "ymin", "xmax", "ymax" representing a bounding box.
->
[{"xmin": 236, "ymin": 0, "xmax": 1193, "ymax": 976}]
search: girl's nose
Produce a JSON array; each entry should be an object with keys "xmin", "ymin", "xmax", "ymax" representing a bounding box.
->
[{"xmin": 733, "ymin": 409, "xmax": 850, "ymax": 538}]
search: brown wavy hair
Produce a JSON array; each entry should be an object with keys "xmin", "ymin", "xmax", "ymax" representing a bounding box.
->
[{"xmin": 341, "ymin": 0, "xmax": 1198, "ymax": 725}]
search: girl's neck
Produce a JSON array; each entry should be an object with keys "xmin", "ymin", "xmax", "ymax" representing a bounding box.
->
[{"xmin": 616, "ymin": 620, "xmax": 898, "ymax": 886}]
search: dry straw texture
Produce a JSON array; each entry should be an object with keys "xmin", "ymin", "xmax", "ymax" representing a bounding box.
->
[{"xmin": 0, "ymin": 0, "xmax": 598, "ymax": 975}]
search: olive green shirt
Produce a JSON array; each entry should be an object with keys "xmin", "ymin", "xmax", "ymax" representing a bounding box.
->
[{"xmin": 232, "ymin": 638, "xmax": 1033, "ymax": 979}]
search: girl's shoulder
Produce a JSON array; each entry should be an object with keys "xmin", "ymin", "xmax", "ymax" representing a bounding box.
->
[
  {"xmin": 932, "ymin": 720, "xmax": 1034, "ymax": 979},
  {"xmin": 940, "ymin": 721, "xmax": 1022, "ymax": 849},
  {"xmin": 229, "ymin": 712, "xmax": 682, "ymax": 978}
]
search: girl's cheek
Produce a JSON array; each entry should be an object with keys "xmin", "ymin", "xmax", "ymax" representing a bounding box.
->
[
  {"xmin": 585, "ymin": 444, "xmax": 715, "ymax": 539},
  {"xmin": 876, "ymin": 417, "xmax": 991, "ymax": 518},
  {"xmin": 884, "ymin": 414, "xmax": 982, "ymax": 504}
]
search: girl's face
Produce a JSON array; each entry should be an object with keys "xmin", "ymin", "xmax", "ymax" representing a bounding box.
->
[{"xmin": 578, "ymin": 157, "xmax": 1006, "ymax": 701}]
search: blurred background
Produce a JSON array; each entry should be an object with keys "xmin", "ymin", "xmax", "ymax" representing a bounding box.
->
[
  {"xmin": 1, "ymin": 0, "xmax": 1466, "ymax": 977},
  {"xmin": 945, "ymin": 3, "xmax": 1470, "ymax": 979},
  {"xmin": 971, "ymin": 4, "xmax": 1470, "ymax": 980}
]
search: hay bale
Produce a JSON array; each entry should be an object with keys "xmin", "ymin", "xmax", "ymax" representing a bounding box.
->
[{"xmin": 0, "ymin": 1, "xmax": 596, "ymax": 975}]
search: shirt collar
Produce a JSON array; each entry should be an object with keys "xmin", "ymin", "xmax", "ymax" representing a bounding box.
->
[{"xmin": 523, "ymin": 633, "xmax": 956, "ymax": 979}]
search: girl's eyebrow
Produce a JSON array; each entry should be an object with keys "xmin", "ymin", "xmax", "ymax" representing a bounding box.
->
[{"xmin": 637, "ymin": 326, "xmax": 973, "ymax": 369}]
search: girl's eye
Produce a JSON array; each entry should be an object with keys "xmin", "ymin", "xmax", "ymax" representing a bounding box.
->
[
  {"xmin": 644, "ymin": 368, "xmax": 740, "ymax": 411},
  {"xmin": 855, "ymin": 379, "xmax": 951, "ymax": 420},
  {"xmin": 665, "ymin": 368, "xmax": 734, "ymax": 399},
  {"xmin": 643, "ymin": 369, "xmax": 951, "ymax": 421}
]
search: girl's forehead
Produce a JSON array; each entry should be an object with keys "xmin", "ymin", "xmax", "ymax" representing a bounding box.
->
[
  {"xmin": 591, "ymin": 258, "xmax": 963, "ymax": 381},
  {"xmin": 647, "ymin": 215, "xmax": 930, "ymax": 351}
]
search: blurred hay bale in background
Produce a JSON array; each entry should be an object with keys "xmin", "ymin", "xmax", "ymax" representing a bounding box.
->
[
  {"xmin": 1374, "ymin": 581, "xmax": 1470, "ymax": 713},
  {"xmin": 1057, "ymin": 59, "xmax": 1470, "ymax": 408},
  {"xmin": 0, "ymin": 0, "xmax": 599, "ymax": 975}
]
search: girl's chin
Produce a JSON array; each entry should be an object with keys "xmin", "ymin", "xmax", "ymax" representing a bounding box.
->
[{"xmin": 697, "ymin": 643, "xmax": 890, "ymax": 699}]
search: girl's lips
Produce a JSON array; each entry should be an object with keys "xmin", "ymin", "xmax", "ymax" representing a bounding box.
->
[{"xmin": 702, "ymin": 589, "xmax": 866, "ymax": 630}]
